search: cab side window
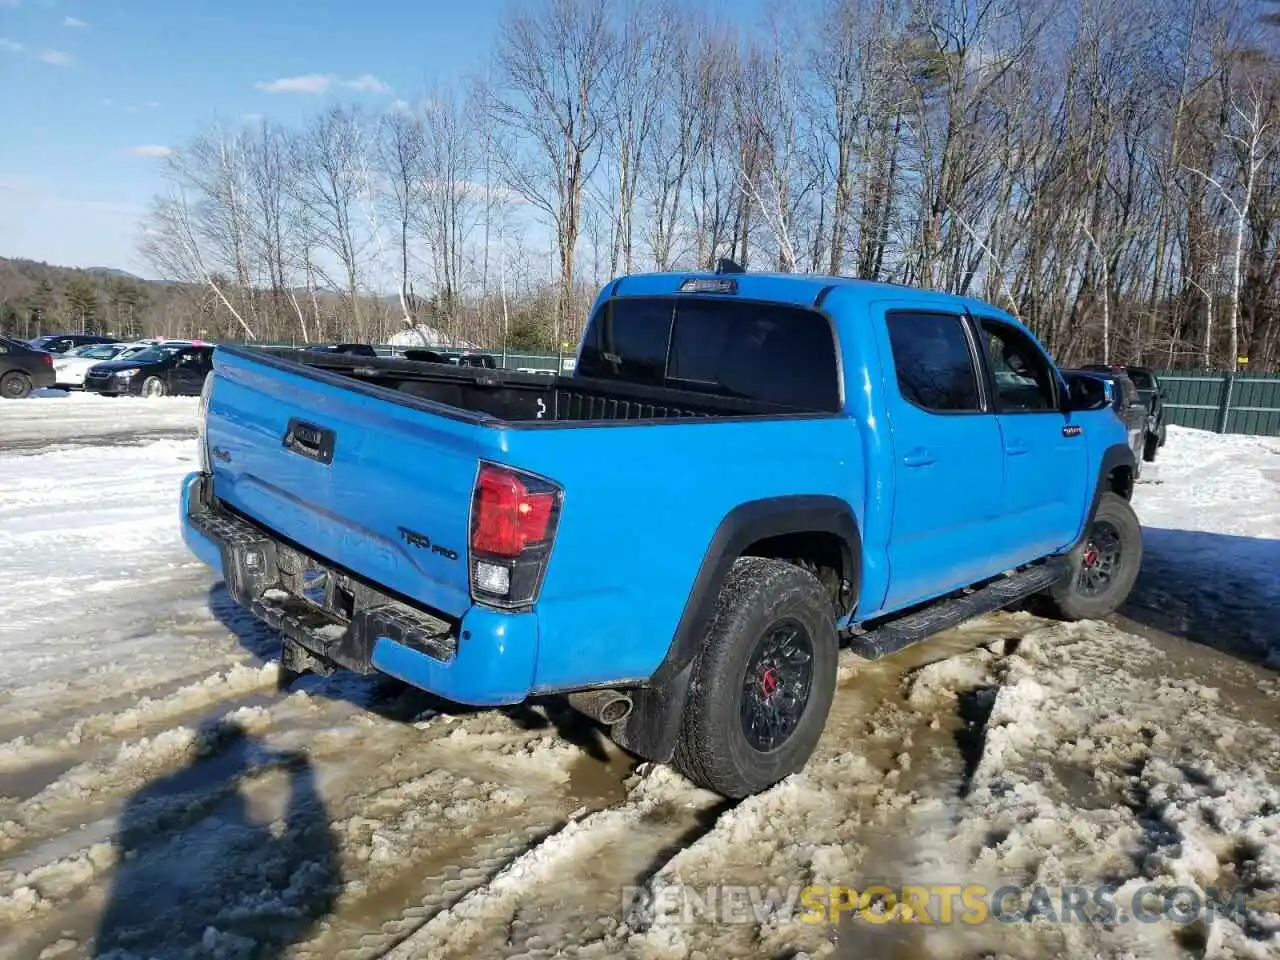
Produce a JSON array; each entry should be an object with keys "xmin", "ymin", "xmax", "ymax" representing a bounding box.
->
[
  {"xmin": 979, "ymin": 321, "xmax": 1056, "ymax": 412},
  {"xmin": 886, "ymin": 311, "xmax": 981, "ymax": 412}
]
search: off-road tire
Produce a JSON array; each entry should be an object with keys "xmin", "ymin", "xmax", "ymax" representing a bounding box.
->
[
  {"xmin": 1042, "ymin": 492, "xmax": 1143, "ymax": 621},
  {"xmin": 1158, "ymin": 423, "xmax": 1167, "ymax": 448},
  {"xmin": 1143, "ymin": 431, "xmax": 1159, "ymax": 463},
  {"xmin": 0, "ymin": 371, "xmax": 32, "ymax": 400},
  {"xmin": 672, "ymin": 557, "xmax": 838, "ymax": 798}
]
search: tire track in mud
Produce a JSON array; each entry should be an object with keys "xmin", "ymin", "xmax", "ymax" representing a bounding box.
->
[
  {"xmin": 0, "ymin": 680, "xmax": 641, "ymax": 960},
  {"xmin": 380, "ymin": 621, "xmax": 1033, "ymax": 960}
]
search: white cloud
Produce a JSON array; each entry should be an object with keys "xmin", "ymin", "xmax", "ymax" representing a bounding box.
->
[
  {"xmin": 255, "ymin": 73, "xmax": 333, "ymax": 94},
  {"xmin": 0, "ymin": 38, "xmax": 22, "ymax": 52},
  {"xmin": 390, "ymin": 98, "xmax": 411, "ymax": 114},
  {"xmin": 101, "ymin": 97, "xmax": 113, "ymax": 106},
  {"xmin": 63, "ymin": 15, "xmax": 87, "ymax": 28},
  {"xmin": 127, "ymin": 145, "xmax": 173, "ymax": 158},
  {"xmin": 40, "ymin": 49, "xmax": 72, "ymax": 65},
  {"xmin": 342, "ymin": 73, "xmax": 391, "ymax": 95},
  {"xmin": 146, "ymin": 100, "xmax": 160, "ymax": 108},
  {"xmin": 241, "ymin": 112, "xmax": 263, "ymax": 123}
]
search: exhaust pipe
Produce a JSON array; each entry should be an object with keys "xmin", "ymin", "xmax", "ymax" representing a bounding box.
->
[{"xmin": 567, "ymin": 688, "xmax": 634, "ymax": 725}]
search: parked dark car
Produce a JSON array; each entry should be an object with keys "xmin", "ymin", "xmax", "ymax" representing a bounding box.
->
[
  {"xmin": 28, "ymin": 333, "xmax": 118, "ymax": 355},
  {"xmin": 83, "ymin": 343, "xmax": 215, "ymax": 397},
  {"xmin": 0, "ymin": 334, "xmax": 56, "ymax": 399},
  {"xmin": 1067, "ymin": 367, "xmax": 1147, "ymax": 474},
  {"xmin": 1084, "ymin": 363, "xmax": 1166, "ymax": 462},
  {"xmin": 305, "ymin": 343, "xmax": 378, "ymax": 358},
  {"xmin": 449, "ymin": 351, "xmax": 497, "ymax": 369}
]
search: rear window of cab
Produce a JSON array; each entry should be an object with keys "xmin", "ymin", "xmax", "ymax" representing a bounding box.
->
[{"xmin": 577, "ymin": 297, "xmax": 841, "ymax": 412}]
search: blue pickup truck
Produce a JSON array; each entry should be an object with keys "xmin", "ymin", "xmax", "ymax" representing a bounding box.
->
[{"xmin": 180, "ymin": 270, "xmax": 1141, "ymax": 797}]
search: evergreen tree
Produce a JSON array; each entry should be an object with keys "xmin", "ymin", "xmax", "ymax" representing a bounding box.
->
[{"xmin": 64, "ymin": 277, "xmax": 101, "ymax": 333}]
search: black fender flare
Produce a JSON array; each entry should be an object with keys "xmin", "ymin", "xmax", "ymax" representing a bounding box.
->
[
  {"xmin": 610, "ymin": 495, "xmax": 862, "ymax": 762},
  {"xmin": 1085, "ymin": 444, "xmax": 1137, "ymax": 531}
]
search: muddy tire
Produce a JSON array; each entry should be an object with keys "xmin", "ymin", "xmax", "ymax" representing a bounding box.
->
[
  {"xmin": 1042, "ymin": 492, "xmax": 1143, "ymax": 621},
  {"xmin": 672, "ymin": 557, "xmax": 838, "ymax": 798},
  {"xmin": 0, "ymin": 371, "xmax": 32, "ymax": 400}
]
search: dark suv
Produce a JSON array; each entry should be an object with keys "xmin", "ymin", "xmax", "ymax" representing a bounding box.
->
[
  {"xmin": 1, "ymin": 334, "xmax": 57, "ymax": 398},
  {"xmin": 1083, "ymin": 363, "xmax": 1166, "ymax": 462},
  {"xmin": 28, "ymin": 333, "xmax": 119, "ymax": 355}
]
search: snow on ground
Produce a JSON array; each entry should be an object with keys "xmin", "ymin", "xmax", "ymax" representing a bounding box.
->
[
  {"xmin": 0, "ymin": 392, "xmax": 198, "ymax": 451},
  {"xmin": 1129, "ymin": 426, "xmax": 1280, "ymax": 667},
  {"xmin": 0, "ymin": 399, "xmax": 1276, "ymax": 960}
]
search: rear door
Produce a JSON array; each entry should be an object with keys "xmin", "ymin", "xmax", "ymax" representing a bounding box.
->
[
  {"xmin": 876, "ymin": 306, "xmax": 1006, "ymax": 611},
  {"xmin": 170, "ymin": 347, "xmax": 212, "ymax": 394},
  {"xmin": 973, "ymin": 317, "xmax": 1088, "ymax": 562}
]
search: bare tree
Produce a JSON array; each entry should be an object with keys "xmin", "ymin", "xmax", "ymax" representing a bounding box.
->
[{"xmin": 489, "ymin": 0, "xmax": 616, "ymax": 341}]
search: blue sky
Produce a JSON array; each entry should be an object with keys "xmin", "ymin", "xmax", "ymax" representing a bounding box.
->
[{"xmin": 0, "ymin": 0, "xmax": 508, "ymax": 273}]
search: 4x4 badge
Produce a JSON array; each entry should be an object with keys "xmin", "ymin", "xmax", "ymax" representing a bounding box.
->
[{"xmin": 1062, "ymin": 425, "xmax": 1082, "ymax": 437}]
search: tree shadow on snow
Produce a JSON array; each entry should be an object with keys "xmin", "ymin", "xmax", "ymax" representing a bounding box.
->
[
  {"xmin": 94, "ymin": 718, "xmax": 340, "ymax": 958},
  {"xmin": 1121, "ymin": 526, "xmax": 1279, "ymax": 671},
  {"xmin": 206, "ymin": 584, "xmax": 608, "ymax": 753}
]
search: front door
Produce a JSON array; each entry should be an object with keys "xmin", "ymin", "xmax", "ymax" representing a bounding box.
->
[
  {"xmin": 974, "ymin": 317, "xmax": 1088, "ymax": 564},
  {"xmin": 877, "ymin": 306, "xmax": 1006, "ymax": 612}
]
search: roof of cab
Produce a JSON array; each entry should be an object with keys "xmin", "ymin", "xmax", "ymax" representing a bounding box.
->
[{"xmin": 608, "ymin": 270, "xmax": 1018, "ymax": 326}]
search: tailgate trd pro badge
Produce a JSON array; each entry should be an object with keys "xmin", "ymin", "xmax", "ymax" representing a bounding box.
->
[
  {"xmin": 398, "ymin": 526, "xmax": 460, "ymax": 562},
  {"xmin": 1062, "ymin": 425, "xmax": 1083, "ymax": 437}
]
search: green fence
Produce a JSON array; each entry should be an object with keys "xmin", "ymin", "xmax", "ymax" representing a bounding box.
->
[{"xmin": 1157, "ymin": 372, "xmax": 1280, "ymax": 437}]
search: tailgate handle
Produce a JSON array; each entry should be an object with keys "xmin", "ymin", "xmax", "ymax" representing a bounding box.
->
[{"xmin": 283, "ymin": 419, "xmax": 335, "ymax": 464}]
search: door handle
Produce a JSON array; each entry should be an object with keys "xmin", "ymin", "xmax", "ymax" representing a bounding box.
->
[
  {"xmin": 902, "ymin": 447, "xmax": 936, "ymax": 468},
  {"xmin": 1005, "ymin": 441, "xmax": 1030, "ymax": 456}
]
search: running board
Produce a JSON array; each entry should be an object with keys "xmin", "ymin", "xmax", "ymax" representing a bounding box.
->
[{"xmin": 847, "ymin": 560, "xmax": 1069, "ymax": 661}]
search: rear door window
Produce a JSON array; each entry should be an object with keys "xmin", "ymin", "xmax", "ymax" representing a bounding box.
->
[{"xmin": 885, "ymin": 311, "xmax": 981, "ymax": 412}]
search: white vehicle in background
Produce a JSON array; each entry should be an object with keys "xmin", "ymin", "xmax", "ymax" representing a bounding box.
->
[{"xmin": 54, "ymin": 340, "xmax": 181, "ymax": 388}]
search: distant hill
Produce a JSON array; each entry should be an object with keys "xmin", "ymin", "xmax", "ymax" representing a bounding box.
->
[
  {"xmin": 0, "ymin": 257, "xmax": 194, "ymax": 340},
  {"xmin": 86, "ymin": 266, "xmax": 146, "ymax": 281}
]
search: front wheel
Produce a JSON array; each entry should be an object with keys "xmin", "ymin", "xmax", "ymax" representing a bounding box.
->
[
  {"xmin": 141, "ymin": 376, "xmax": 168, "ymax": 398},
  {"xmin": 672, "ymin": 557, "xmax": 838, "ymax": 798},
  {"xmin": 0, "ymin": 371, "xmax": 32, "ymax": 400},
  {"xmin": 1042, "ymin": 492, "xmax": 1143, "ymax": 621}
]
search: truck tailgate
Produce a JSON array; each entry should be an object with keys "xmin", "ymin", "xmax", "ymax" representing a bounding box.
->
[{"xmin": 205, "ymin": 348, "xmax": 487, "ymax": 618}]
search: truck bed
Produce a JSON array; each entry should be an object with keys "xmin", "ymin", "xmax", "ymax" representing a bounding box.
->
[{"xmin": 243, "ymin": 346, "xmax": 819, "ymax": 424}]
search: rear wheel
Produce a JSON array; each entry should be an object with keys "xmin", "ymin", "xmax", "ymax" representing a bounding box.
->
[
  {"xmin": 142, "ymin": 376, "xmax": 168, "ymax": 398},
  {"xmin": 1143, "ymin": 431, "xmax": 1159, "ymax": 463},
  {"xmin": 1042, "ymin": 492, "xmax": 1142, "ymax": 621},
  {"xmin": 672, "ymin": 557, "xmax": 838, "ymax": 798},
  {"xmin": 0, "ymin": 371, "xmax": 32, "ymax": 400},
  {"xmin": 1158, "ymin": 422, "xmax": 1167, "ymax": 448}
]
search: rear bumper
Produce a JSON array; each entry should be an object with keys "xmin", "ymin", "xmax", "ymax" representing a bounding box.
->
[{"xmin": 180, "ymin": 472, "xmax": 539, "ymax": 705}]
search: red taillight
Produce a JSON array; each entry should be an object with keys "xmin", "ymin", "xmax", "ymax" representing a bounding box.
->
[
  {"xmin": 41, "ymin": 354, "xmax": 53, "ymax": 367},
  {"xmin": 471, "ymin": 465, "xmax": 557, "ymax": 558},
  {"xmin": 469, "ymin": 463, "xmax": 562, "ymax": 608}
]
